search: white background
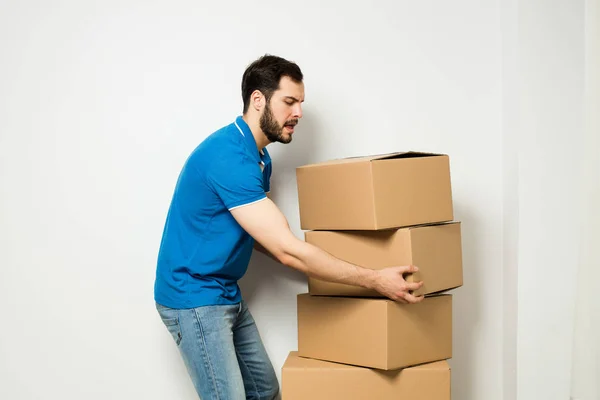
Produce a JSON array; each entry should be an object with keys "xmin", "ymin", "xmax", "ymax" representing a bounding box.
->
[{"xmin": 0, "ymin": 1, "xmax": 591, "ymax": 399}]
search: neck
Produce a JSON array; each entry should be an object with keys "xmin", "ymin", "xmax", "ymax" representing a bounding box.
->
[{"xmin": 242, "ymin": 113, "xmax": 270, "ymax": 151}]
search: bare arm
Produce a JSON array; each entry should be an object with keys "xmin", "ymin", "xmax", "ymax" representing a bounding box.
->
[
  {"xmin": 233, "ymin": 198, "xmax": 423, "ymax": 303},
  {"xmin": 252, "ymin": 192, "xmax": 277, "ymax": 259}
]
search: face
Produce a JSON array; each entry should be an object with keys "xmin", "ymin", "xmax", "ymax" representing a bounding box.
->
[{"xmin": 259, "ymin": 76, "xmax": 305, "ymax": 144}]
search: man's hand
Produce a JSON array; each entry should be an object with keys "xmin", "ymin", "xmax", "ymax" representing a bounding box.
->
[{"xmin": 372, "ymin": 265, "xmax": 424, "ymax": 304}]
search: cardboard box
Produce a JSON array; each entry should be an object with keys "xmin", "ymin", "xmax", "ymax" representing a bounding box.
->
[
  {"xmin": 297, "ymin": 293, "xmax": 452, "ymax": 370},
  {"xmin": 296, "ymin": 152, "xmax": 453, "ymax": 230},
  {"xmin": 306, "ymin": 222, "xmax": 463, "ymax": 297},
  {"xmin": 282, "ymin": 351, "xmax": 450, "ymax": 400}
]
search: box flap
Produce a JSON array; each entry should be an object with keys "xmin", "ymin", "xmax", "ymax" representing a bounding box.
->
[
  {"xmin": 406, "ymin": 221, "xmax": 460, "ymax": 230},
  {"xmin": 284, "ymin": 352, "xmax": 356, "ymax": 370},
  {"xmin": 409, "ymin": 360, "xmax": 450, "ymax": 371},
  {"xmin": 370, "ymin": 151, "xmax": 446, "ymax": 161},
  {"xmin": 297, "ymin": 151, "xmax": 446, "ymax": 169},
  {"xmin": 284, "ymin": 351, "xmax": 449, "ymax": 372}
]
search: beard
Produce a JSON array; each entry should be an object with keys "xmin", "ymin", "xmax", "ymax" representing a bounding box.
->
[{"xmin": 259, "ymin": 102, "xmax": 297, "ymax": 144}]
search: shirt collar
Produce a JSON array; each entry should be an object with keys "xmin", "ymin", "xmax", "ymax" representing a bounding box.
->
[{"xmin": 235, "ymin": 116, "xmax": 271, "ymax": 165}]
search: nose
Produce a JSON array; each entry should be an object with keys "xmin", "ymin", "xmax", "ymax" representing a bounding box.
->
[{"xmin": 293, "ymin": 103, "xmax": 303, "ymax": 119}]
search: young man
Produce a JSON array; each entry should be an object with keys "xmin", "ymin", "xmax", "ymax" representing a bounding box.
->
[{"xmin": 154, "ymin": 54, "xmax": 424, "ymax": 400}]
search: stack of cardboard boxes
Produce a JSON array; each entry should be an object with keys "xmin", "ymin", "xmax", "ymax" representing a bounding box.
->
[{"xmin": 281, "ymin": 152, "xmax": 463, "ymax": 399}]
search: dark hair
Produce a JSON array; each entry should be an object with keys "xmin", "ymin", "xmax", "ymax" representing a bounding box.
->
[{"xmin": 241, "ymin": 54, "xmax": 303, "ymax": 113}]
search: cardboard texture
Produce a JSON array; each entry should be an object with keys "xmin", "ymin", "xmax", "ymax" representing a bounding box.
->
[
  {"xmin": 297, "ymin": 293, "xmax": 452, "ymax": 370},
  {"xmin": 296, "ymin": 152, "xmax": 453, "ymax": 230},
  {"xmin": 282, "ymin": 352, "xmax": 451, "ymax": 400},
  {"xmin": 306, "ymin": 222, "xmax": 463, "ymax": 297}
]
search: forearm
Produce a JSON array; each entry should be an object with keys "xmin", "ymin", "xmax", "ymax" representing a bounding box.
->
[{"xmin": 279, "ymin": 239, "xmax": 378, "ymax": 290}]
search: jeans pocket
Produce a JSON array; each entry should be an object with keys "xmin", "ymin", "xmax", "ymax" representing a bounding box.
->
[{"xmin": 160, "ymin": 316, "xmax": 183, "ymax": 346}]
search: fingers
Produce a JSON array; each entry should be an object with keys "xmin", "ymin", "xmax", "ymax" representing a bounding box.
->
[
  {"xmin": 378, "ymin": 265, "xmax": 424, "ymax": 304},
  {"xmin": 397, "ymin": 264, "xmax": 419, "ymax": 274},
  {"xmin": 394, "ymin": 295, "xmax": 408, "ymax": 304},
  {"xmin": 404, "ymin": 281, "xmax": 424, "ymax": 291},
  {"xmin": 399, "ymin": 292, "xmax": 424, "ymax": 304}
]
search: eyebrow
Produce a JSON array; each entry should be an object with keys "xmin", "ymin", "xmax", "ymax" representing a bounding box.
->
[{"xmin": 284, "ymin": 96, "xmax": 304, "ymax": 103}]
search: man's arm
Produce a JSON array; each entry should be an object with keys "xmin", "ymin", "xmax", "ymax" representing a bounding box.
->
[
  {"xmin": 232, "ymin": 198, "xmax": 423, "ymax": 303},
  {"xmin": 252, "ymin": 191, "xmax": 276, "ymax": 259}
]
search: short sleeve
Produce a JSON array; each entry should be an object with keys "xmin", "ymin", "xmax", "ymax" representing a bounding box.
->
[
  {"xmin": 263, "ymin": 163, "xmax": 272, "ymax": 193},
  {"xmin": 206, "ymin": 156, "xmax": 267, "ymax": 210}
]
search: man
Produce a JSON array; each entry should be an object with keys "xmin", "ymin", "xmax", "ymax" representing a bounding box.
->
[{"xmin": 154, "ymin": 54, "xmax": 424, "ymax": 400}]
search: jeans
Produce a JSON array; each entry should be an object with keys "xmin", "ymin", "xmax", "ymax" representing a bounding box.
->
[{"xmin": 156, "ymin": 300, "xmax": 279, "ymax": 400}]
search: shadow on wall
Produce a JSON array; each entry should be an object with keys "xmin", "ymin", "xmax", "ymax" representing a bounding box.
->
[
  {"xmin": 450, "ymin": 201, "xmax": 483, "ymax": 400},
  {"xmin": 239, "ymin": 253, "xmax": 306, "ymax": 304}
]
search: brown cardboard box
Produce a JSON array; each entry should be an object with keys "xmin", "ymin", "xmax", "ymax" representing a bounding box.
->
[
  {"xmin": 306, "ymin": 222, "xmax": 463, "ymax": 297},
  {"xmin": 296, "ymin": 152, "xmax": 453, "ymax": 230},
  {"xmin": 282, "ymin": 351, "xmax": 451, "ymax": 400},
  {"xmin": 297, "ymin": 293, "xmax": 452, "ymax": 370}
]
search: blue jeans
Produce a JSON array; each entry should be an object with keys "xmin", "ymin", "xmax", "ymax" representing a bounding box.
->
[{"xmin": 156, "ymin": 300, "xmax": 279, "ymax": 400}]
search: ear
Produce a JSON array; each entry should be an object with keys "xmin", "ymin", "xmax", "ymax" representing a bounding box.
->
[{"xmin": 251, "ymin": 90, "xmax": 265, "ymax": 112}]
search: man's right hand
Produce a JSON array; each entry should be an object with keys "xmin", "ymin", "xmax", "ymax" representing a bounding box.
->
[{"xmin": 372, "ymin": 265, "xmax": 424, "ymax": 304}]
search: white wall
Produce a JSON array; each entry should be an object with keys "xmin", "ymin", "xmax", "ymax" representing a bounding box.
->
[
  {"xmin": 571, "ymin": 1, "xmax": 600, "ymax": 398},
  {"xmin": 512, "ymin": 1, "xmax": 585, "ymax": 399},
  {"xmin": 0, "ymin": 1, "xmax": 555, "ymax": 399},
  {"xmin": 501, "ymin": 1, "xmax": 519, "ymax": 399}
]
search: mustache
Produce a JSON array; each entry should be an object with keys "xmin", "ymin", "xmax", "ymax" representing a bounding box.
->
[{"xmin": 284, "ymin": 119, "xmax": 298, "ymax": 127}]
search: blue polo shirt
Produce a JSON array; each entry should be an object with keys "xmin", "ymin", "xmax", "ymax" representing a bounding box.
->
[{"xmin": 154, "ymin": 116, "xmax": 272, "ymax": 309}]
